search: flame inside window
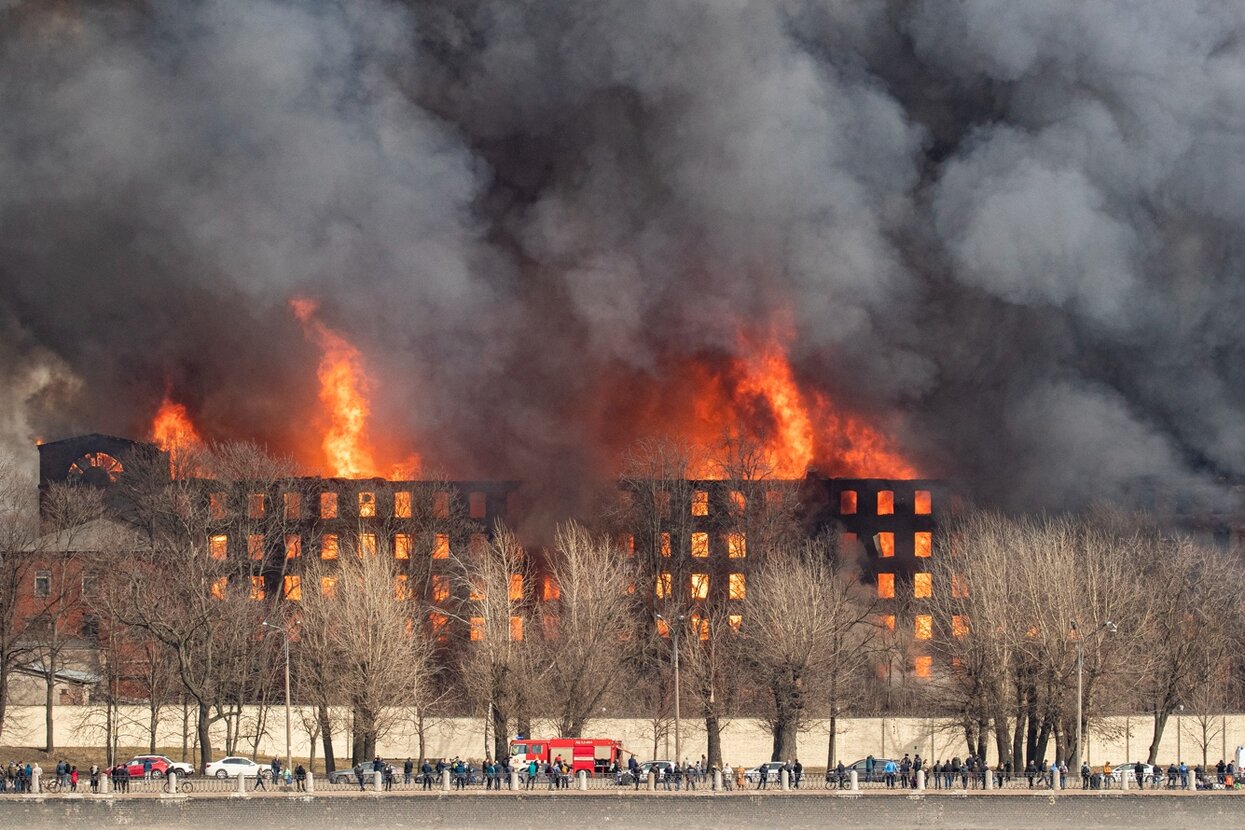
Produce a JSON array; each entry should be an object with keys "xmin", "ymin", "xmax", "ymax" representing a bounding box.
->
[
  {"xmin": 691, "ymin": 490, "xmax": 709, "ymax": 516},
  {"xmin": 320, "ymin": 533, "xmax": 339, "ymax": 560},
  {"xmin": 320, "ymin": 492, "xmax": 338, "ymax": 519},
  {"xmin": 952, "ymin": 615, "xmax": 969, "ymax": 638},
  {"xmin": 840, "ymin": 490, "xmax": 857, "ymax": 515},
  {"xmin": 656, "ymin": 572, "xmax": 672, "ymax": 599},
  {"xmin": 394, "ymin": 491, "xmax": 412, "ymax": 518},
  {"xmin": 320, "ymin": 576, "xmax": 337, "ymax": 597},
  {"xmin": 508, "ymin": 573, "xmax": 523, "ymax": 601},
  {"xmin": 249, "ymin": 576, "xmax": 266, "ymax": 601},
  {"xmin": 877, "ymin": 573, "xmax": 895, "ymax": 599},
  {"xmin": 660, "ymin": 533, "xmax": 671, "ymax": 558},
  {"xmin": 914, "ymin": 490, "xmax": 932, "ymax": 515},
  {"xmin": 210, "ymin": 577, "xmax": 227, "ymax": 600},
  {"xmin": 285, "ymin": 534, "xmax": 301, "ymax": 559},
  {"xmin": 690, "ymin": 572, "xmax": 709, "ymax": 600},
  {"xmin": 727, "ymin": 532, "xmax": 747, "ymax": 558},
  {"xmin": 915, "ymin": 615, "xmax": 933, "ymax": 640},
  {"xmin": 691, "ymin": 532, "xmax": 709, "ymax": 558},
  {"xmin": 209, "ymin": 534, "xmax": 228, "ymax": 560},
  {"xmin": 433, "ymin": 533, "xmax": 450, "ymax": 559},
  {"xmin": 431, "ymin": 574, "xmax": 450, "ymax": 604},
  {"xmin": 509, "ymin": 616, "xmax": 524, "ymax": 641},
  {"xmin": 394, "ymin": 533, "xmax": 412, "ymax": 560},
  {"xmin": 729, "ymin": 572, "xmax": 746, "ymax": 600},
  {"xmin": 914, "ymin": 572, "xmax": 932, "ymax": 598},
  {"xmin": 470, "ymin": 616, "xmax": 485, "ymax": 641},
  {"xmin": 877, "ymin": 490, "xmax": 894, "ymax": 515},
  {"xmin": 914, "ymin": 655, "xmax": 933, "ymax": 678},
  {"xmin": 876, "ymin": 532, "xmax": 895, "ymax": 558},
  {"xmin": 358, "ymin": 492, "xmax": 376, "ymax": 517},
  {"xmin": 914, "ymin": 532, "xmax": 932, "ymax": 558},
  {"xmin": 283, "ymin": 575, "xmax": 301, "ymax": 601}
]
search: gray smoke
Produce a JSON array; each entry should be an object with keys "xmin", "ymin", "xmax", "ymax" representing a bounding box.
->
[{"xmin": 1, "ymin": 0, "xmax": 1242, "ymax": 512}]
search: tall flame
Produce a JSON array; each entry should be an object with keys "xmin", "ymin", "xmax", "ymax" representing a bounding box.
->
[
  {"xmin": 289, "ymin": 298, "xmax": 422, "ymax": 479},
  {"xmin": 689, "ymin": 326, "xmax": 918, "ymax": 480},
  {"xmin": 150, "ymin": 394, "xmax": 205, "ymax": 477}
]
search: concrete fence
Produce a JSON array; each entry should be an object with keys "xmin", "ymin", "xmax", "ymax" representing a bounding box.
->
[{"xmin": 2, "ymin": 705, "xmax": 1242, "ymax": 769}]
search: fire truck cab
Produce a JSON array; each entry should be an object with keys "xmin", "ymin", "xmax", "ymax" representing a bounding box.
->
[{"xmin": 508, "ymin": 737, "xmax": 625, "ymax": 775}]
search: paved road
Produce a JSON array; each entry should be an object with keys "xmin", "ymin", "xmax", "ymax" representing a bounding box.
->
[{"xmin": 0, "ymin": 792, "xmax": 1237, "ymax": 829}]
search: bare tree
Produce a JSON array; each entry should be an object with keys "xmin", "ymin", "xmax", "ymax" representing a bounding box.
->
[
  {"xmin": 529, "ymin": 521, "xmax": 637, "ymax": 736},
  {"xmin": 743, "ymin": 536, "xmax": 873, "ymax": 761},
  {"xmin": 298, "ymin": 539, "xmax": 435, "ymax": 763},
  {"xmin": 0, "ymin": 458, "xmax": 39, "ymax": 742},
  {"xmin": 452, "ymin": 522, "xmax": 536, "ymax": 761}
]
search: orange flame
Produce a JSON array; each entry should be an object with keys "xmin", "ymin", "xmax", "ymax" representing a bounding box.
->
[
  {"xmin": 688, "ymin": 326, "xmax": 918, "ymax": 480},
  {"xmin": 291, "ymin": 298, "xmax": 422, "ymax": 479},
  {"xmin": 151, "ymin": 394, "xmax": 205, "ymax": 477}
]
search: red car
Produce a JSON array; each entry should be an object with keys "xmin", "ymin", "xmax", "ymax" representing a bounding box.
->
[{"xmin": 105, "ymin": 755, "xmax": 195, "ymax": 779}]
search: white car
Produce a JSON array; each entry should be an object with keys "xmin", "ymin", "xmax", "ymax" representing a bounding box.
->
[{"xmin": 205, "ymin": 757, "xmax": 270, "ymax": 779}]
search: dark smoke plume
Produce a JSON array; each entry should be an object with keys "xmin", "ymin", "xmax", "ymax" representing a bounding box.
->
[{"xmin": 1, "ymin": 0, "xmax": 1242, "ymax": 512}]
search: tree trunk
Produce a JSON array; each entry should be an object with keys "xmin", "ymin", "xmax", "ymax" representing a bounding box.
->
[
  {"xmin": 149, "ymin": 701, "xmax": 159, "ymax": 754},
  {"xmin": 1011, "ymin": 709, "xmax": 1025, "ymax": 771},
  {"xmin": 318, "ymin": 704, "xmax": 336, "ymax": 772},
  {"xmin": 44, "ymin": 660, "xmax": 55, "ymax": 753},
  {"xmin": 1034, "ymin": 716, "xmax": 1052, "ymax": 765},
  {"xmin": 0, "ymin": 663, "xmax": 9, "ymax": 744},
  {"xmin": 825, "ymin": 713, "xmax": 838, "ymax": 771},
  {"xmin": 706, "ymin": 714, "xmax": 722, "ymax": 768},
  {"xmin": 197, "ymin": 700, "xmax": 213, "ymax": 771},
  {"xmin": 994, "ymin": 717, "xmax": 1012, "ymax": 768},
  {"xmin": 1147, "ymin": 710, "xmax": 1169, "ymax": 766},
  {"xmin": 492, "ymin": 704, "xmax": 508, "ymax": 761},
  {"xmin": 769, "ymin": 678, "xmax": 800, "ymax": 761}
]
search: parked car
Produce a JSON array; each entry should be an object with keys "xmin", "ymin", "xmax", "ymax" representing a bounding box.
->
[
  {"xmin": 327, "ymin": 766, "xmax": 367, "ymax": 785},
  {"xmin": 832, "ymin": 759, "xmax": 899, "ymax": 782},
  {"xmin": 1105, "ymin": 762, "xmax": 1155, "ymax": 787},
  {"xmin": 204, "ymin": 757, "xmax": 269, "ymax": 779},
  {"xmin": 615, "ymin": 760, "xmax": 675, "ymax": 785},
  {"xmin": 744, "ymin": 761, "xmax": 787, "ymax": 784},
  {"xmin": 106, "ymin": 755, "xmax": 194, "ymax": 779}
]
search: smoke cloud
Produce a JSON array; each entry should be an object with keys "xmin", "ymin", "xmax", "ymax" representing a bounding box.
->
[{"xmin": 1, "ymin": 0, "xmax": 1242, "ymax": 512}]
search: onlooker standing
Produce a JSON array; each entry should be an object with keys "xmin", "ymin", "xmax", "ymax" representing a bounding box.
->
[
  {"xmin": 404, "ymin": 758, "xmax": 414, "ymax": 785},
  {"xmin": 295, "ymin": 763, "xmax": 306, "ymax": 792},
  {"xmin": 89, "ymin": 765, "xmax": 100, "ymax": 794}
]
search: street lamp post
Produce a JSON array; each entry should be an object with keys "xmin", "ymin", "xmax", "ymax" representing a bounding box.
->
[
  {"xmin": 1072, "ymin": 619, "xmax": 1117, "ymax": 767},
  {"xmin": 656, "ymin": 613, "xmax": 683, "ymax": 765},
  {"xmin": 262, "ymin": 621, "xmax": 293, "ymax": 778}
]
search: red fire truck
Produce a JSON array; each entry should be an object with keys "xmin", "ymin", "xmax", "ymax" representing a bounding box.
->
[{"xmin": 508, "ymin": 737, "xmax": 628, "ymax": 775}]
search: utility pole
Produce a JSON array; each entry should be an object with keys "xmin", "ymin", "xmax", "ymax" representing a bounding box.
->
[{"xmin": 656, "ymin": 613, "xmax": 683, "ymax": 764}]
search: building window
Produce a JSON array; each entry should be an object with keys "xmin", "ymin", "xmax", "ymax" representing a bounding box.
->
[
  {"xmin": 656, "ymin": 572, "xmax": 672, "ymax": 599},
  {"xmin": 951, "ymin": 573, "xmax": 969, "ymax": 598},
  {"xmin": 320, "ymin": 492, "xmax": 338, "ymax": 519},
  {"xmin": 728, "ymin": 614, "xmax": 743, "ymax": 632},
  {"xmin": 358, "ymin": 533, "xmax": 377, "ymax": 558},
  {"xmin": 209, "ymin": 493, "xmax": 227, "ymax": 519},
  {"xmin": 877, "ymin": 573, "xmax": 895, "ymax": 599},
  {"xmin": 542, "ymin": 574, "xmax": 560, "ymax": 602},
  {"xmin": 33, "ymin": 571, "xmax": 51, "ymax": 599},
  {"xmin": 320, "ymin": 576, "xmax": 337, "ymax": 598},
  {"xmin": 842, "ymin": 532, "xmax": 857, "ymax": 549},
  {"xmin": 729, "ymin": 490, "xmax": 746, "ymax": 515},
  {"xmin": 469, "ymin": 533, "xmax": 487, "ymax": 557},
  {"xmin": 914, "ymin": 572, "xmax": 932, "ymax": 598},
  {"xmin": 358, "ymin": 492, "xmax": 376, "ymax": 517},
  {"xmin": 209, "ymin": 534, "xmax": 228, "ymax": 560},
  {"xmin": 727, "ymin": 532, "xmax": 747, "ymax": 559},
  {"xmin": 320, "ymin": 533, "xmax": 339, "ymax": 560},
  {"xmin": 625, "ymin": 535, "xmax": 635, "ymax": 558},
  {"xmin": 283, "ymin": 575, "xmax": 302, "ymax": 601},
  {"xmin": 877, "ymin": 490, "xmax": 894, "ymax": 515},
  {"xmin": 469, "ymin": 492, "xmax": 486, "ymax": 519},
  {"xmin": 914, "ymin": 655, "xmax": 933, "ymax": 679},
  {"xmin": 210, "ymin": 577, "xmax": 227, "ymax": 600},
  {"xmin": 431, "ymin": 575, "xmax": 450, "ymax": 604},
  {"xmin": 952, "ymin": 615, "xmax": 969, "ymax": 638},
  {"xmin": 690, "ymin": 613, "xmax": 709, "ymax": 640},
  {"xmin": 80, "ymin": 615, "xmax": 100, "ymax": 639},
  {"xmin": 247, "ymin": 493, "xmax": 265, "ymax": 518},
  {"xmin": 691, "ymin": 532, "xmax": 709, "ymax": 558},
  {"xmin": 283, "ymin": 492, "xmax": 301, "ymax": 519},
  {"xmin": 250, "ymin": 576, "xmax": 266, "ymax": 601},
  {"xmin": 914, "ymin": 531, "xmax": 932, "ymax": 558},
  {"xmin": 660, "ymin": 532, "xmax": 671, "ymax": 558},
  {"xmin": 691, "ymin": 490, "xmax": 709, "ymax": 516},
  {"xmin": 433, "ymin": 491, "xmax": 450, "ymax": 518},
  {"xmin": 470, "ymin": 616, "xmax": 485, "ymax": 641},
  {"xmin": 915, "ymin": 615, "xmax": 933, "ymax": 640},
  {"xmin": 509, "ymin": 616, "xmax": 524, "ymax": 642},
  {"xmin": 876, "ymin": 532, "xmax": 895, "ymax": 558},
  {"xmin": 429, "ymin": 612, "xmax": 448, "ymax": 641},
  {"xmin": 285, "ymin": 534, "xmax": 301, "ymax": 559},
  {"xmin": 690, "ymin": 573, "xmax": 709, "ymax": 600},
  {"xmin": 914, "ymin": 490, "xmax": 932, "ymax": 515},
  {"xmin": 394, "ymin": 491, "xmax": 412, "ymax": 518},
  {"xmin": 394, "ymin": 574, "xmax": 412, "ymax": 601},
  {"xmin": 248, "ymin": 534, "xmax": 265, "ymax": 560},
  {"xmin": 881, "ymin": 614, "xmax": 896, "ymax": 631},
  {"xmin": 81, "ymin": 573, "xmax": 99, "ymax": 597},
  {"xmin": 509, "ymin": 574, "xmax": 524, "ymax": 601},
  {"xmin": 729, "ymin": 572, "xmax": 746, "ymax": 600},
  {"xmin": 433, "ymin": 533, "xmax": 450, "ymax": 559},
  {"xmin": 394, "ymin": 533, "xmax": 412, "ymax": 560},
  {"xmin": 655, "ymin": 618, "xmax": 670, "ymax": 637},
  {"xmin": 840, "ymin": 490, "xmax": 857, "ymax": 515}
]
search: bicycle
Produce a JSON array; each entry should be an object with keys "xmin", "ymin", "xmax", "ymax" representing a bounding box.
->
[{"xmin": 161, "ymin": 779, "xmax": 193, "ymax": 794}]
